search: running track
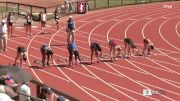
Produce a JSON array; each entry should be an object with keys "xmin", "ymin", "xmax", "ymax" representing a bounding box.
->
[{"xmin": 1, "ymin": 1, "xmax": 180, "ymax": 101}]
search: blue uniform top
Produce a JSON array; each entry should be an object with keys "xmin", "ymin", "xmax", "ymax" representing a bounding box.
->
[{"xmin": 70, "ymin": 42, "xmax": 77, "ymax": 51}]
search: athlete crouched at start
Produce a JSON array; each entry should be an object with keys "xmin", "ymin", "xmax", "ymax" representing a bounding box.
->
[
  {"xmin": 40, "ymin": 44, "xmax": 53, "ymax": 67},
  {"xmin": 13, "ymin": 46, "xmax": 27, "ymax": 67},
  {"xmin": 124, "ymin": 38, "xmax": 137, "ymax": 57},
  {"xmin": 108, "ymin": 39, "xmax": 121, "ymax": 61},
  {"xmin": 90, "ymin": 42, "xmax": 102, "ymax": 64},
  {"xmin": 67, "ymin": 41, "xmax": 81, "ymax": 67}
]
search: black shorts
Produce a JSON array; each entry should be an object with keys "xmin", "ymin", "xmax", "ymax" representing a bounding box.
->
[
  {"xmin": 150, "ymin": 45, "xmax": 154, "ymax": 49},
  {"xmin": 8, "ymin": 22, "xmax": 13, "ymax": 26},
  {"xmin": 17, "ymin": 46, "xmax": 25, "ymax": 53},
  {"xmin": 27, "ymin": 22, "xmax": 32, "ymax": 25},
  {"xmin": 74, "ymin": 51, "xmax": 79, "ymax": 57}
]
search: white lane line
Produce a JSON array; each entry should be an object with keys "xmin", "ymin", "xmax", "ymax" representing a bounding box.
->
[
  {"xmin": 146, "ymin": 57, "xmax": 180, "ymax": 75},
  {"xmin": 137, "ymin": 81, "xmax": 180, "ymax": 96},
  {"xmin": 53, "ymin": 61, "xmax": 100, "ymax": 101},
  {"xmin": 142, "ymin": 13, "xmax": 180, "ymax": 63},
  {"xmin": 175, "ymin": 21, "xmax": 180, "ymax": 38},
  {"xmin": 159, "ymin": 15, "xmax": 180, "ymax": 51},
  {"xmin": 87, "ymin": 65, "xmax": 123, "ymax": 77},
  {"xmin": 81, "ymin": 64, "xmax": 138, "ymax": 101},
  {"xmin": 151, "ymin": 59, "xmax": 180, "ymax": 68},
  {"xmin": 162, "ymin": 78, "xmax": 180, "ymax": 85},
  {"xmin": 109, "ymin": 62, "xmax": 148, "ymax": 75},
  {"xmin": 130, "ymin": 60, "xmax": 174, "ymax": 73},
  {"xmin": 110, "ymin": 83, "xmax": 160, "ymax": 101},
  {"xmin": 82, "ymin": 86, "xmax": 120, "ymax": 101}
]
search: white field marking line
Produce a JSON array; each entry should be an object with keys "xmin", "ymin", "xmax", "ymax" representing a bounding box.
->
[
  {"xmin": 161, "ymin": 16, "xmax": 169, "ymax": 19},
  {"xmin": 159, "ymin": 15, "xmax": 180, "ymax": 51},
  {"xmin": 48, "ymin": 23, "xmax": 100, "ymax": 100},
  {"xmin": 29, "ymin": 54, "xmax": 87, "ymax": 81},
  {"xmin": 145, "ymin": 17, "xmax": 154, "ymax": 19},
  {"xmin": 91, "ymin": 7, "xmax": 169, "ymax": 45},
  {"xmin": 162, "ymin": 78, "xmax": 180, "ymax": 85},
  {"xmin": 110, "ymin": 83, "xmax": 160, "ymax": 101},
  {"xmin": 10, "ymin": 34, "xmax": 97, "ymax": 82},
  {"xmin": 42, "ymin": 29, "xmax": 180, "ymax": 56},
  {"xmin": 175, "ymin": 21, "xmax": 180, "ymax": 38},
  {"xmin": 152, "ymin": 59, "xmax": 180, "ymax": 68},
  {"xmin": 142, "ymin": 13, "xmax": 180, "ymax": 63},
  {"xmin": 109, "ymin": 62, "xmax": 148, "ymax": 75},
  {"xmin": 125, "ymin": 10, "xmax": 178, "ymax": 38},
  {"xmin": 107, "ymin": 8, "xmax": 176, "ymax": 43},
  {"xmin": 82, "ymin": 86, "xmax": 120, "ymax": 101},
  {"xmin": 9, "ymin": 6, "xmax": 153, "ymax": 100},
  {"xmin": 87, "ymin": 65, "xmax": 123, "ymax": 77},
  {"xmin": 65, "ymin": 68, "xmax": 97, "ymax": 79},
  {"xmin": 18, "ymin": 36, "xmax": 98, "ymax": 80},
  {"xmin": 80, "ymin": 64, "xmax": 138, "ymax": 101},
  {"xmin": 38, "ymin": 69, "xmax": 70, "ymax": 82},
  {"xmin": 137, "ymin": 80, "xmax": 180, "ymax": 96},
  {"xmin": 130, "ymin": 60, "xmax": 174, "ymax": 73},
  {"xmin": 53, "ymin": 60, "xmax": 100, "ymax": 101},
  {"xmin": 146, "ymin": 57, "xmax": 180, "ymax": 76},
  {"xmin": 126, "ymin": 59, "xmax": 180, "ymax": 89},
  {"xmin": 27, "ymin": 31, "xmax": 44, "ymax": 83},
  {"xmin": 111, "ymin": 19, "xmax": 122, "ymax": 22},
  {"xmin": 128, "ymin": 19, "xmax": 137, "ymax": 21},
  {"xmin": 44, "ymin": 35, "xmax": 148, "ymax": 75},
  {"xmin": 103, "ymin": 63, "xmax": 161, "ymax": 100}
]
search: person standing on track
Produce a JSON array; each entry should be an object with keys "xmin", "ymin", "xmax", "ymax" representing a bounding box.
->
[
  {"xmin": 54, "ymin": 7, "xmax": 61, "ymax": 30},
  {"xmin": 108, "ymin": 39, "xmax": 121, "ymax": 61},
  {"xmin": 13, "ymin": 46, "xmax": 27, "ymax": 67},
  {"xmin": 25, "ymin": 12, "xmax": 32, "ymax": 36},
  {"xmin": 90, "ymin": 42, "xmax": 102, "ymax": 64},
  {"xmin": 40, "ymin": 44, "xmax": 53, "ymax": 68},
  {"xmin": 67, "ymin": 41, "xmax": 81, "ymax": 67},
  {"xmin": 0, "ymin": 19, "xmax": 8, "ymax": 52},
  {"xmin": 124, "ymin": 37, "xmax": 136, "ymax": 57},
  {"xmin": 66, "ymin": 16, "xmax": 76, "ymax": 43},
  {"xmin": 41, "ymin": 12, "xmax": 47, "ymax": 34},
  {"xmin": 7, "ymin": 12, "xmax": 14, "ymax": 37}
]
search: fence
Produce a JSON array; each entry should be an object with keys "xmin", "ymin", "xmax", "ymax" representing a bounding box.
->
[{"xmin": 87, "ymin": 0, "xmax": 179, "ymax": 10}]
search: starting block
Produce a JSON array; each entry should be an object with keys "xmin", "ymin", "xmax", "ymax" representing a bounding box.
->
[
  {"xmin": 57, "ymin": 58, "xmax": 68, "ymax": 63},
  {"xmin": 33, "ymin": 60, "xmax": 42, "ymax": 65},
  {"xmin": 101, "ymin": 54, "xmax": 109, "ymax": 59},
  {"xmin": 81, "ymin": 56, "xmax": 89, "ymax": 61},
  {"xmin": 143, "ymin": 89, "xmax": 159, "ymax": 96}
]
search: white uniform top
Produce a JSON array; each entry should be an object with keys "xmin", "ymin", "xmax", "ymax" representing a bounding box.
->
[
  {"xmin": 42, "ymin": 13, "xmax": 47, "ymax": 22},
  {"xmin": 0, "ymin": 23, "xmax": 7, "ymax": 34}
]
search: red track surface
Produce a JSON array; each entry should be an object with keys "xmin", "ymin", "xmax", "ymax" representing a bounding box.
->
[{"xmin": 1, "ymin": 1, "xmax": 180, "ymax": 101}]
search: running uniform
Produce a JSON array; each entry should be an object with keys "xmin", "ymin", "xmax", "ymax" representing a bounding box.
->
[
  {"xmin": 8, "ymin": 16, "xmax": 13, "ymax": 26},
  {"xmin": 69, "ymin": 42, "xmax": 79, "ymax": 57},
  {"xmin": 41, "ymin": 44, "xmax": 53, "ymax": 66},
  {"xmin": 90, "ymin": 43, "xmax": 101, "ymax": 52},
  {"xmin": 109, "ymin": 40, "xmax": 117, "ymax": 47},
  {"xmin": 124, "ymin": 38, "xmax": 136, "ymax": 48},
  {"xmin": 26, "ymin": 15, "xmax": 32, "ymax": 25},
  {"xmin": 17, "ymin": 46, "xmax": 25, "ymax": 53}
]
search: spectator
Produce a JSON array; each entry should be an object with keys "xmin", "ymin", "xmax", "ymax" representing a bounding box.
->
[
  {"xmin": 40, "ymin": 44, "xmax": 53, "ymax": 68},
  {"xmin": 25, "ymin": 12, "xmax": 32, "ymax": 36},
  {"xmin": 13, "ymin": 46, "xmax": 27, "ymax": 67},
  {"xmin": 41, "ymin": 12, "xmax": 47, "ymax": 34},
  {"xmin": 54, "ymin": 7, "xmax": 61, "ymax": 30},
  {"xmin": 40, "ymin": 86, "xmax": 53, "ymax": 101},
  {"xmin": 7, "ymin": 12, "xmax": 14, "ymax": 37},
  {"xmin": 17, "ymin": 82, "xmax": 31, "ymax": 101},
  {"xmin": 90, "ymin": 42, "xmax": 102, "ymax": 64},
  {"xmin": 0, "ymin": 93, "xmax": 14, "ymax": 101},
  {"xmin": 124, "ymin": 38, "xmax": 136, "ymax": 57},
  {"xmin": 108, "ymin": 39, "xmax": 121, "ymax": 61},
  {"xmin": 66, "ymin": 16, "xmax": 75, "ymax": 43},
  {"xmin": 0, "ymin": 19, "xmax": 8, "ymax": 52},
  {"xmin": 67, "ymin": 41, "xmax": 81, "ymax": 66}
]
